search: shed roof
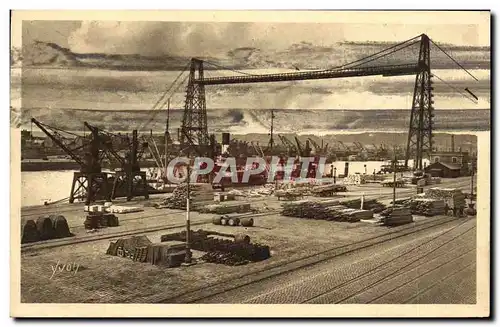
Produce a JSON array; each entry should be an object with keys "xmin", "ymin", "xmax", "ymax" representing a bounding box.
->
[{"xmin": 428, "ymin": 161, "xmax": 461, "ymax": 170}]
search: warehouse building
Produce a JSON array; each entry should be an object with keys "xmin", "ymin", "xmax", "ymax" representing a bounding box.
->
[{"xmin": 425, "ymin": 161, "xmax": 462, "ymax": 178}]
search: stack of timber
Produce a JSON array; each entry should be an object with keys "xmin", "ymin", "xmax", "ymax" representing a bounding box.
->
[
  {"xmin": 198, "ymin": 201, "xmax": 252, "ymax": 214},
  {"xmin": 408, "ymin": 198, "xmax": 446, "ymax": 216},
  {"xmin": 21, "ymin": 215, "xmax": 72, "ymax": 244},
  {"xmin": 425, "ymin": 188, "xmax": 467, "ymax": 210},
  {"xmin": 340, "ymin": 198, "xmax": 387, "ymax": 213},
  {"xmin": 162, "ymin": 183, "xmax": 215, "ymax": 210},
  {"xmin": 381, "ymin": 179, "xmax": 406, "ymax": 188},
  {"xmin": 280, "ymin": 200, "xmax": 372, "ymax": 222},
  {"xmin": 311, "ymin": 184, "xmax": 347, "ymax": 197},
  {"xmin": 85, "ymin": 204, "xmax": 143, "ymax": 214},
  {"xmin": 343, "ymin": 174, "xmax": 367, "ymax": 185},
  {"xmin": 380, "ymin": 206, "xmax": 414, "ymax": 226},
  {"xmin": 274, "ymin": 189, "xmax": 305, "ymax": 201}
]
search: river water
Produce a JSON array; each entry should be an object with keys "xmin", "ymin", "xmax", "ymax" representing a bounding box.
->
[{"xmin": 21, "ymin": 159, "xmax": 425, "ymax": 207}]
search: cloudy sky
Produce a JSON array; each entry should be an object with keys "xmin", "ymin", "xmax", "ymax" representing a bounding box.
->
[{"xmin": 14, "ymin": 11, "xmax": 490, "ymax": 111}]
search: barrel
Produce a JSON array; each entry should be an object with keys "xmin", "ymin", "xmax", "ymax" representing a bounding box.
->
[
  {"xmin": 21, "ymin": 219, "xmax": 39, "ymax": 244},
  {"xmin": 234, "ymin": 233, "xmax": 250, "ymax": 244},
  {"xmin": 36, "ymin": 216, "xmax": 54, "ymax": 240},
  {"xmin": 228, "ymin": 217, "xmax": 240, "ymax": 226},
  {"xmin": 240, "ymin": 217, "xmax": 254, "ymax": 227},
  {"xmin": 212, "ymin": 216, "xmax": 222, "ymax": 225}
]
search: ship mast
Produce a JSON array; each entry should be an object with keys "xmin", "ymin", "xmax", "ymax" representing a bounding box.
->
[
  {"xmin": 267, "ymin": 109, "xmax": 275, "ymax": 153},
  {"xmin": 164, "ymin": 99, "xmax": 170, "ymax": 177}
]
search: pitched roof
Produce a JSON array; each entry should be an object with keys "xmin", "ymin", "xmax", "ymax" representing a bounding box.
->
[{"xmin": 436, "ymin": 162, "xmax": 462, "ymax": 170}]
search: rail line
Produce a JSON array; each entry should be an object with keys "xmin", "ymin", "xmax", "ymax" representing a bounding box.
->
[
  {"xmin": 153, "ymin": 215, "xmax": 471, "ymax": 303},
  {"xmin": 300, "ymin": 220, "xmax": 475, "ymax": 303},
  {"xmin": 20, "ymin": 209, "xmax": 281, "ymax": 253},
  {"xmin": 367, "ymin": 249, "xmax": 475, "ymax": 304},
  {"xmin": 402, "ymin": 260, "xmax": 476, "ymax": 304}
]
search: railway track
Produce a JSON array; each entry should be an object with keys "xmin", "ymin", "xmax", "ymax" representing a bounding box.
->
[
  {"xmin": 149, "ymin": 215, "xmax": 472, "ymax": 303},
  {"xmin": 300, "ymin": 219, "xmax": 475, "ymax": 304},
  {"xmin": 20, "ymin": 209, "xmax": 281, "ymax": 253}
]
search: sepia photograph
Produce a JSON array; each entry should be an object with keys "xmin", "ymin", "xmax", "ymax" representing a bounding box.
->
[{"xmin": 10, "ymin": 10, "xmax": 491, "ymax": 317}]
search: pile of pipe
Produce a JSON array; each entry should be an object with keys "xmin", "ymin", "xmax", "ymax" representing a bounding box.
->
[
  {"xmin": 281, "ymin": 201, "xmax": 372, "ymax": 222},
  {"xmin": 340, "ymin": 198, "xmax": 387, "ymax": 213},
  {"xmin": 161, "ymin": 229, "xmax": 270, "ymax": 266}
]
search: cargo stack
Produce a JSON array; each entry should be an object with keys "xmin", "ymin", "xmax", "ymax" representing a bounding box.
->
[
  {"xmin": 409, "ymin": 198, "xmax": 446, "ymax": 216},
  {"xmin": 343, "ymin": 174, "xmax": 366, "ymax": 185},
  {"xmin": 425, "ymin": 187, "xmax": 467, "ymax": 210},
  {"xmin": 380, "ymin": 207, "xmax": 413, "ymax": 226},
  {"xmin": 281, "ymin": 200, "xmax": 373, "ymax": 222},
  {"xmin": 162, "ymin": 183, "xmax": 215, "ymax": 210}
]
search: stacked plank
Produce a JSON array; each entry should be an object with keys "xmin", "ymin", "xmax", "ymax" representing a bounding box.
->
[
  {"xmin": 311, "ymin": 184, "xmax": 347, "ymax": 197},
  {"xmin": 199, "ymin": 202, "xmax": 252, "ymax": 214},
  {"xmin": 426, "ymin": 188, "xmax": 467, "ymax": 209},
  {"xmin": 380, "ymin": 207, "xmax": 414, "ymax": 226},
  {"xmin": 343, "ymin": 174, "xmax": 367, "ymax": 185},
  {"xmin": 162, "ymin": 183, "xmax": 215, "ymax": 210},
  {"xmin": 280, "ymin": 201, "xmax": 373, "ymax": 222},
  {"xmin": 340, "ymin": 199, "xmax": 387, "ymax": 213},
  {"xmin": 408, "ymin": 198, "xmax": 446, "ymax": 216}
]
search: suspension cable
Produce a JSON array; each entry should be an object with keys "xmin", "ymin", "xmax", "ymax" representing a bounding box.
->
[
  {"xmin": 138, "ymin": 73, "xmax": 190, "ymax": 132},
  {"xmin": 339, "ymin": 40, "xmax": 421, "ymax": 71},
  {"xmin": 429, "ymin": 39, "xmax": 479, "ymax": 81},
  {"xmin": 151, "ymin": 61, "xmax": 190, "ymax": 111},
  {"xmin": 322, "ymin": 34, "xmax": 423, "ymax": 71},
  {"xmin": 203, "ymin": 60, "xmax": 257, "ymax": 76},
  {"xmin": 432, "ymin": 73, "xmax": 478, "ymax": 103}
]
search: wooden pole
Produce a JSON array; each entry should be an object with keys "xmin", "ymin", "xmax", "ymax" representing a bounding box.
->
[{"xmin": 393, "ymin": 146, "xmax": 397, "ymax": 208}]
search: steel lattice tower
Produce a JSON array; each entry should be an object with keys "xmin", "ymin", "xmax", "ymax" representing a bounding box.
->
[
  {"xmin": 181, "ymin": 58, "xmax": 209, "ymax": 149},
  {"xmin": 405, "ymin": 34, "xmax": 434, "ymax": 170}
]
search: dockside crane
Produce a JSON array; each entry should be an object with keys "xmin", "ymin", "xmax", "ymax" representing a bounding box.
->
[
  {"xmin": 31, "ymin": 118, "xmax": 111, "ymax": 204},
  {"xmin": 84, "ymin": 123, "xmax": 150, "ymax": 201},
  {"xmin": 294, "ymin": 137, "xmax": 312, "ymax": 157},
  {"xmin": 278, "ymin": 134, "xmax": 299, "ymax": 157}
]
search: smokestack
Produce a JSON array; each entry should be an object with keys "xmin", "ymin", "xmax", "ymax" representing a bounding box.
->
[
  {"xmin": 344, "ymin": 162, "xmax": 349, "ymax": 177},
  {"xmin": 451, "ymin": 135, "xmax": 455, "ymax": 152}
]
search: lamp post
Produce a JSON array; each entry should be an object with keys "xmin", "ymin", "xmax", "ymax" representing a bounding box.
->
[
  {"xmin": 184, "ymin": 159, "xmax": 192, "ymax": 264},
  {"xmin": 333, "ymin": 167, "xmax": 337, "ymax": 184}
]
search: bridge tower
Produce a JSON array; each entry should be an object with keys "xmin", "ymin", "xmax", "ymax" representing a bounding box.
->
[
  {"xmin": 181, "ymin": 58, "xmax": 209, "ymax": 151},
  {"xmin": 405, "ymin": 34, "xmax": 434, "ymax": 170}
]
